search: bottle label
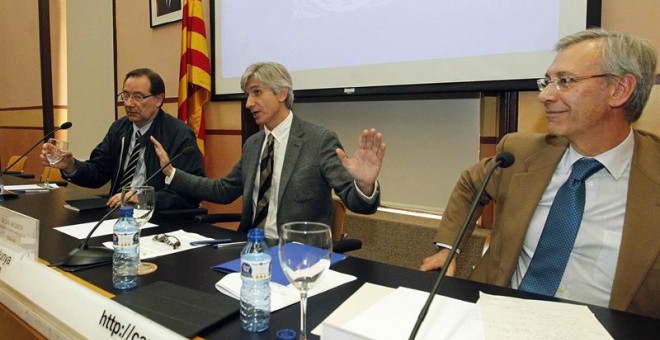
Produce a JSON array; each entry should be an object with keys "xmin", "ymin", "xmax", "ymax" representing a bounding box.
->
[
  {"xmin": 241, "ymin": 258, "xmax": 271, "ymax": 281},
  {"xmin": 113, "ymin": 232, "xmax": 139, "ymax": 247}
]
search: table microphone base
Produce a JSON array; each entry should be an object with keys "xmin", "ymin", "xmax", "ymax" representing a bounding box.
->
[{"xmin": 59, "ymin": 246, "xmax": 113, "ymax": 271}]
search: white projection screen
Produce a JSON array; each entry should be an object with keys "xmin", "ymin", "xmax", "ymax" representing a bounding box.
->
[{"xmin": 212, "ymin": 0, "xmax": 598, "ymax": 98}]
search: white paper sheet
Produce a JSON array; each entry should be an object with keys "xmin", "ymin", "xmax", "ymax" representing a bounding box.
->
[
  {"xmin": 54, "ymin": 219, "xmax": 157, "ymax": 239},
  {"xmin": 102, "ymin": 229, "xmax": 215, "ymax": 260},
  {"xmin": 4, "ymin": 184, "xmax": 53, "ymax": 192},
  {"xmin": 338, "ymin": 286, "xmax": 484, "ymax": 340},
  {"xmin": 315, "ymin": 282, "xmax": 393, "ymax": 337},
  {"xmin": 215, "ymin": 270, "xmax": 356, "ymax": 312},
  {"xmin": 478, "ymin": 292, "xmax": 613, "ymax": 340}
]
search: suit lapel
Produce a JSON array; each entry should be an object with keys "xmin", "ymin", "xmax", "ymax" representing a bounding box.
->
[
  {"xmin": 279, "ymin": 117, "xmax": 303, "ymax": 202},
  {"xmin": 243, "ymin": 132, "xmax": 266, "ymax": 221},
  {"xmin": 609, "ymin": 132, "xmax": 660, "ymax": 311},
  {"xmin": 492, "ymin": 139, "xmax": 567, "ymax": 284}
]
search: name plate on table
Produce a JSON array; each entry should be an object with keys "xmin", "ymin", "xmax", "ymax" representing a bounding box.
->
[{"xmin": 0, "ymin": 206, "xmax": 39, "ymax": 259}]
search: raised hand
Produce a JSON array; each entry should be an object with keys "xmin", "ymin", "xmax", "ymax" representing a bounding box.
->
[
  {"xmin": 149, "ymin": 136, "xmax": 173, "ymax": 176},
  {"xmin": 336, "ymin": 128, "xmax": 386, "ymax": 196}
]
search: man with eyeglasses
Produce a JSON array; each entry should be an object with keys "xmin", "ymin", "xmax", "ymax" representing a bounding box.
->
[
  {"xmin": 420, "ymin": 29, "xmax": 659, "ymax": 319},
  {"xmin": 40, "ymin": 68, "xmax": 205, "ymax": 210}
]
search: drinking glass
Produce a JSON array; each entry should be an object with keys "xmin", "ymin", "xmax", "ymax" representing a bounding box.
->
[
  {"xmin": 43, "ymin": 138, "xmax": 69, "ymax": 188},
  {"xmin": 279, "ymin": 222, "xmax": 332, "ymax": 340},
  {"xmin": 121, "ymin": 186, "xmax": 157, "ymax": 275}
]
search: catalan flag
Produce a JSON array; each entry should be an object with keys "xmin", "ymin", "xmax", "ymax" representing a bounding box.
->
[{"xmin": 178, "ymin": 0, "xmax": 210, "ymax": 156}]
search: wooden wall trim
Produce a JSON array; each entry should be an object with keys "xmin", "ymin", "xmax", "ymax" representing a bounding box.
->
[{"xmin": 0, "ymin": 105, "xmax": 67, "ymax": 111}]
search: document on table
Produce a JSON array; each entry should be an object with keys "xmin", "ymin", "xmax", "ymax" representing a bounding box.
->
[
  {"xmin": 3, "ymin": 184, "xmax": 52, "ymax": 192},
  {"xmin": 479, "ymin": 292, "xmax": 613, "ymax": 340},
  {"xmin": 328, "ymin": 285, "xmax": 484, "ymax": 340},
  {"xmin": 54, "ymin": 219, "xmax": 157, "ymax": 239},
  {"xmin": 319, "ymin": 283, "xmax": 613, "ymax": 340},
  {"xmin": 102, "ymin": 229, "xmax": 215, "ymax": 260},
  {"xmin": 215, "ymin": 270, "xmax": 356, "ymax": 312}
]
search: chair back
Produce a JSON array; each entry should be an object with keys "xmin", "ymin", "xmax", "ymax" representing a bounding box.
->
[
  {"xmin": 5, "ymin": 155, "xmax": 27, "ymax": 172},
  {"xmin": 331, "ymin": 198, "xmax": 347, "ymax": 242},
  {"xmin": 40, "ymin": 166, "xmax": 64, "ymax": 182}
]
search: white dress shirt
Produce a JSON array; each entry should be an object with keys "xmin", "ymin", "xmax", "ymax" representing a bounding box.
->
[{"xmin": 510, "ymin": 129, "xmax": 634, "ymax": 308}]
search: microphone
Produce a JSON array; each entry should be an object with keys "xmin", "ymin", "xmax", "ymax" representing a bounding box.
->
[
  {"xmin": 0, "ymin": 122, "xmax": 73, "ymax": 178},
  {"xmin": 58, "ymin": 145, "xmax": 198, "ymax": 271},
  {"xmin": 409, "ymin": 151, "xmax": 515, "ymax": 339}
]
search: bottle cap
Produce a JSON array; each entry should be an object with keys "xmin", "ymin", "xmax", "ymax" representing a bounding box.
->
[
  {"xmin": 247, "ymin": 228, "xmax": 265, "ymax": 241},
  {"xmin": 276, "ymin": 328, "xmax": 296, "ymax": 340},
  {"xmin": 119, "ymin": 206, "xmax": 134, "ymax": 217}
]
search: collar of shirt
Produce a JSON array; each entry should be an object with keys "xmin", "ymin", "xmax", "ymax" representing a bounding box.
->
[
  {"xmin": 263, "ymin": 110, "xmax": 293, "ymax": 145},
  {"xmin": 564, "ymin": 128, "xmax": 634, "ymax": 181},
  {"xmin": 133, "ymin": 121, "xmax": 153, "ymax": 142}
]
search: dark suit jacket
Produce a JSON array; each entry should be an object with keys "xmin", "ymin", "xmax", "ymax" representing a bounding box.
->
[
  {"xmin": 435, "ymin": 130, "xmax": 660, "ymax": 319},
  {"xmin": 64, "ymin": 110, "xmax": 205, "ymax": 210},
  {"xmin": 170, "ymin": 115, "xmax": 380, "ymax": 232}
]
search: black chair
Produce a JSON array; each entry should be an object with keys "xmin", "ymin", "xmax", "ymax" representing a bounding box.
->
[{"xmin": 192, "ymin": 198, "xmax": 362, "ymax": 253}]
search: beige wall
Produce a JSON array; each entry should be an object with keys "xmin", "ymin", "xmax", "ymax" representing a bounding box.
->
[
  {"xmin": 1, "ymin": 0, "xmax": 658, "ymax": 196},
  {"xmin": 0, "ymin": 0, "xmax": 67, "ymax": 176},
  {"xmin": 517, "ymin": 0, "xmax": 660, "ymax": 135}
]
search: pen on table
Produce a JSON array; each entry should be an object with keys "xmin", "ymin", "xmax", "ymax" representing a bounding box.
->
[
  {"xmin": 213, "ymin": 241, "xmax": 247, "ymax": 249},
  {"xmin": 190, "ymin": 238, "xmax": 232, "ymax": 246}
]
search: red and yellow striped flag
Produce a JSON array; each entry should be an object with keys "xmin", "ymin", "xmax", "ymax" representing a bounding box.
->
[{"xmin": 178, "ymin": 0, "xmax": 210, "ymax": 156}]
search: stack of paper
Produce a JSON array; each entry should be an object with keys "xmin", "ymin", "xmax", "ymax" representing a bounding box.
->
[{"xmin": 319, "ymin": 284, "xmax": 613, "ymax": 340}]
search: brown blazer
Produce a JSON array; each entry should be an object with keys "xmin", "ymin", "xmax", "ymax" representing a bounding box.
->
[{"xmin": 435, "ymin": 130, "xmax": 660, "ymax": 319}]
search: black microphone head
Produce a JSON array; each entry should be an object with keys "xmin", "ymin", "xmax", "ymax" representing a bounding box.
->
[
  {"xmin": 60, "ymin": 122, "xmax": 73, "ymax": 129},
  {"xmin": 496, "ymin": 152, "xmax": 515, "ymax": 168},
  {"xmin": 182, "ymin": 146, "xmax": 197, "ymax": 155}
]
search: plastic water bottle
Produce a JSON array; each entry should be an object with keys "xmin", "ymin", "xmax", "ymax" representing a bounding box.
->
[
  {"xmin": 112, "ymin": 206, "xmax": 139, "ymax": 290},
  {"xmin": 240, "ymin": 228, "xmax": 271, "ymax": 332}
]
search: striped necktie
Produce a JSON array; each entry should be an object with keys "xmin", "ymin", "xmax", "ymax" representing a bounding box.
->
[
  {"xmin": 252, "ymin": 134, "xmax": 274, "ymax": 229},
  {"xmin": 518, "ymin": 158, "xmax": 604, "ymax": 296},
  {"xmin": 119, "ymin": 131, "xmax": 143, "ymax": 189}
]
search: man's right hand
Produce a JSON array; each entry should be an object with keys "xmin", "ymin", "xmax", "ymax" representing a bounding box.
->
[
  {"xmin": 40, "ymin": 143, "xmax": 75, "ymax": 173},
  {"xmin": 419, "ymin": 248, "xmax": 458, "ymax": 276}
]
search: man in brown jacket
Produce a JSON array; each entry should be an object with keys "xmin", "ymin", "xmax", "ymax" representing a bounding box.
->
[{"xmin": 420, "ymin": 29, "xmax": 659, "ymax": 319}]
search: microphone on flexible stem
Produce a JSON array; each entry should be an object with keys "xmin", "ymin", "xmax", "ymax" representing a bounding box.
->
[
  {"xmin": 0, "ymin": 122, "xmax": 73, "ymax": 199},
  {"xmin": 58, "ymin": 145, "xmax": 197, "ymax": 271},
  {"xmin": 409, "ymin": 151, "xmax": 515, "ymax": 340}
]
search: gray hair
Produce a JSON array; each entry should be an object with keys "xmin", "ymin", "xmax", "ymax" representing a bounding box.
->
[
  {"xmin": 240, "ymin": 62, "xmax": 294, "ymax": 108},
  {"xmin": 555, "ymin": 28, "xmax": 657, "ymax": 122}
]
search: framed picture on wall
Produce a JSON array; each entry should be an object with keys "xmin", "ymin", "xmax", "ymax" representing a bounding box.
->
[{"xmin": 150, "ymin": 0, "xmax": 183, "ymax": 28}]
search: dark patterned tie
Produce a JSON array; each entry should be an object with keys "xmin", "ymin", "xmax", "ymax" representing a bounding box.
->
[
  {"xmin": 518, "ymin": 158, "xmax": 604, "ymax": 296},
  {"xmin": 252, "ymin": 134, "xmax": 274, "ymax": 229},
  {"xmin": 119, "ymin": 131, "xmax": 143, "ymax": 189}
]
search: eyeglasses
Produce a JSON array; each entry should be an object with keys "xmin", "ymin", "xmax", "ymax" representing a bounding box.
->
[
  {"xmin": 117, "ymin": 92, "xmax": 155, "ymax": 102},
  {"xmin": 537, "ymin": 74, "xmax": 616, "ymax": 92},
  {"xmin": 152, "ymin": 233, "xmax": 181, "ymax": 249}
]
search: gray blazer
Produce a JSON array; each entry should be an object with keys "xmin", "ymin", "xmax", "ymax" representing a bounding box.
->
[{"xmin": 170, "ymin": 115, "xmax": 380, "ymax": 232}]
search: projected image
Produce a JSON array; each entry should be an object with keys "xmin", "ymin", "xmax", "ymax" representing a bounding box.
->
[
  {"xmin": 215, "ymin": 0, "xmax": 588, "ymax": 95},
  {"xmin": 292, "ymin": 0, "xmax": 402, "ymax": 19}
]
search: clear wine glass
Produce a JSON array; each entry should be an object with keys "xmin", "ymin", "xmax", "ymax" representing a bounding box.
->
[
  {"xmin": 279, "ymin": 221, "xmax": 332, "ymax": 340},
  {"xmin": 121, "ymin": 185, "xmax": 157, "ymax": 275},
  {"xmin": 43, "ymin": 138, "xmax": 69, "ymax": 188}
]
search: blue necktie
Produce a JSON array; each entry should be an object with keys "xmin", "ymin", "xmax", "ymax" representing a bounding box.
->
[{"xmin": 518, "ymin": 158, "xmax": 604, "ymax": 296}]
